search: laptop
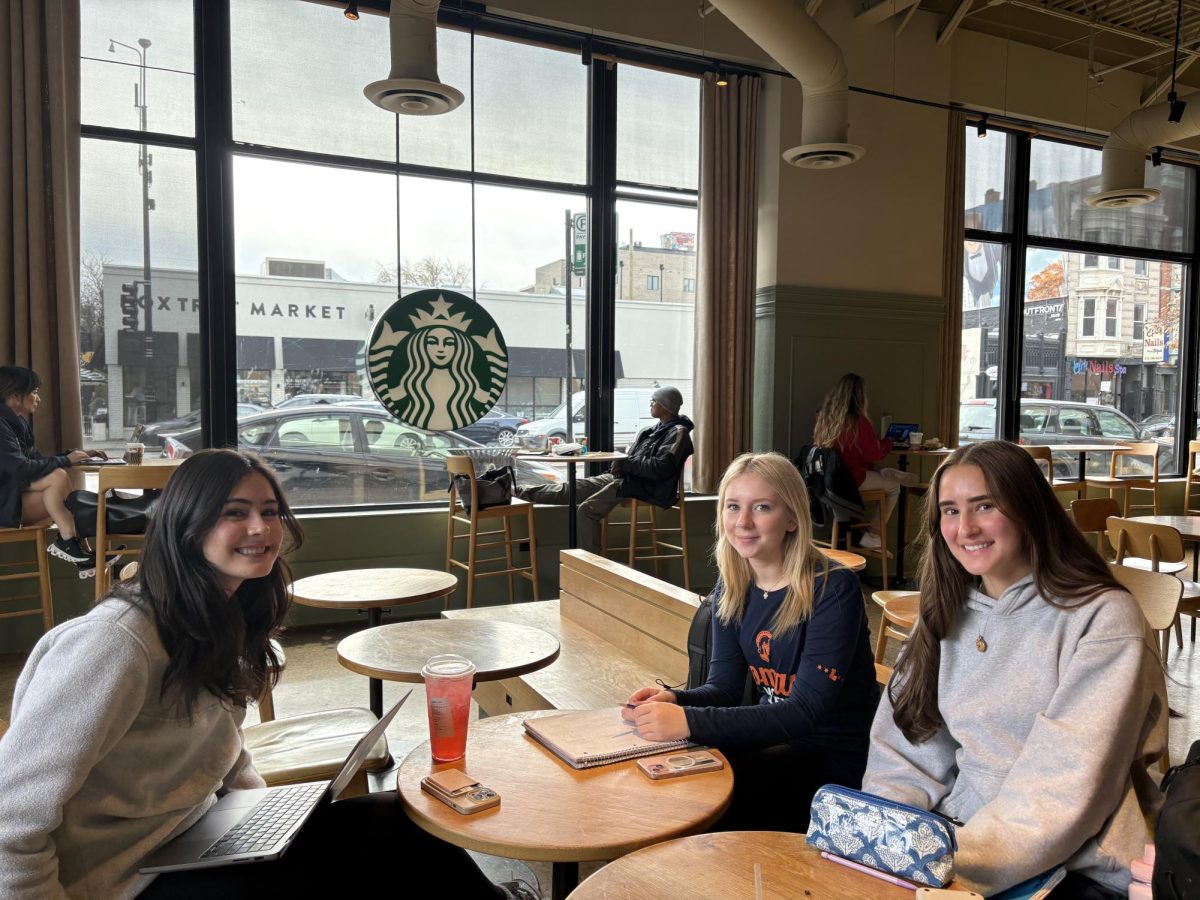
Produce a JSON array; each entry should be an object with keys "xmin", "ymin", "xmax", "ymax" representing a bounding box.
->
[
  {"xmin": 140, "ymin": 689, "xmax": 410, "ymax": 873},
  {"xmin": 884, "ymin": 422, "xmax": 919, "ymax": 444}
]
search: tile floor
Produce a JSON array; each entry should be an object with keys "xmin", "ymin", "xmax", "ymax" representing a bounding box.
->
[{"xmin": 2, "ymin": 588, "xmax": 1198, "ymax": 896}]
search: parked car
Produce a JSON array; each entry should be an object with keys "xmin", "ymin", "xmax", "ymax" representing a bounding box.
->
[
  {"xmin": 959, "ymin": 398, "xmax": 1155, "ymax": 476},
  {"xmin": 276, "ymin": 393, "xmax": 363, "ymax": 409},
  {"xmin": 455, "ymin": 408, "xmax": 528, "ymax": 446},
  {"xmin": 516, "ymin": 388, "xmax": 660, "ymax": 449},
  {"xmin": 140, "ymin": 403, "xmax": 265, "ymax": 447},
  {"xmin": 161, "ymin": 404, "xmax": 563, "ymax": 507}
]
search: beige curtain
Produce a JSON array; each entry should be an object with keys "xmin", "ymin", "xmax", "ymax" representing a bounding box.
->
[
  {"xmin": 0, "ymin": 0, "xmax": 82, "ymax": 452},
  {"xmin": 937, "ymin": 110, "xmax": 967, "ymax": 446},
  {"xmin": 693, "ymin": 72, "xmax": 760, "ymax": 494}
]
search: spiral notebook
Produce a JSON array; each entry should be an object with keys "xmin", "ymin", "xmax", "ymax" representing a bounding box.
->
[{"xmin": 523, "ymin": 707, "xmax": 692, "ymax": 769}]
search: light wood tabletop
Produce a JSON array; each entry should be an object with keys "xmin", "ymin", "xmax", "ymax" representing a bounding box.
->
[
  {"xmin": 291, "ymin": 567, "xmax": 458, "ymax": 715},
  {"xmin": 1130, "ymin": 515, "xmax": 1200, "ymax": 539},
  {"xmin": 337, "ymin": 618, "xmax": 560, "ymax": 683},
  {"xmin": 397, "ymin": 711, "xmax": 733, "ymax": 898},
  {"xmin": 566, "ymin": 831, "xmax": 963, "ymax": 899},
  {"xmin": 819, "ymin": 548, "xmax": 867, "ymax": 572}
]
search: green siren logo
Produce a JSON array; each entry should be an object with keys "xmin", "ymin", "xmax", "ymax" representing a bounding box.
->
[{"xmin": 367, "ymin": 290, "xmax": 508, "ymax": 431}]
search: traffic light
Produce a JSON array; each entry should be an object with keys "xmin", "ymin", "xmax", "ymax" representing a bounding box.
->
[{"xmin": 120, "ymin": 282, "xmax": 139, "ymax": 331}]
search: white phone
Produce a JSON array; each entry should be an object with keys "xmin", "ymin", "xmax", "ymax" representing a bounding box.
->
[{"xmin": 916, "ymin": 891, "xmax": 983, "ymax": 900}]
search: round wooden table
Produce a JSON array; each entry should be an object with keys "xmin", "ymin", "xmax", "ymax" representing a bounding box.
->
[
  {"xmin": 819, "ymin": 547, "xmax": 867, "ymax": 572},
  {"xmin": 566, "ymin": 831, "xmax": 951, "ymax": 899},
  {"xmin": 397, "ymin": 711, "xmax": 733, "ymax": 899},
  {"xmin": 291, "ymin": 567, "xmax": 458, "ymax": 715},
  {"xmin": 337, "ymin": 618, "xmax": 560, "ymax": 686}
]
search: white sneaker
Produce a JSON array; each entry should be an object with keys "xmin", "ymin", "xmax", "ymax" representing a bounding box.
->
[{"xmin": 859, "ymin": 532, "xmax": 883, "ymax": 550}]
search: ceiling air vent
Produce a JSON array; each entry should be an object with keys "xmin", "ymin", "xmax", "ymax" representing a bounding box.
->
[
  {"xmin": 783, "ymin": 143, "xmax": 866, "ymax": 169},
  {"xmin": 364, "ymin": 0, "xmax": 463, "ymax": 116},
  {"xmin": 1086, "ymin": 187, "xmax": 1161, "ymax": 209}
]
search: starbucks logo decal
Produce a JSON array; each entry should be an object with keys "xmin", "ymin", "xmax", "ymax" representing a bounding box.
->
[{"xmin": 366, "ymin": 290, "xmax": 508, "ymax": 431}]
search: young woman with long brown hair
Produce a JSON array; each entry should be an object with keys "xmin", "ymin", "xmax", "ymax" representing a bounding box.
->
[
  {"xmin": 623, "ymin": 452, "xmax": 878, "ymax": 831},
  {"xmin": 862, "ymin": 440, "xmax": 1166, "ymax": 898},
  {"xmin": 813, "ymin": 372, "xmax": 914, "ymax": 550},
  {"xmin": 0, "ymin": 449, "xmax": 538, "ymax": 899}
]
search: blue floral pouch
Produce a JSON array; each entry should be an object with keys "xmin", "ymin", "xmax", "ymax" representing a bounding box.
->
[{"xmin": 806, "ymin": 785, "xmax": 957, "ymax": 888}]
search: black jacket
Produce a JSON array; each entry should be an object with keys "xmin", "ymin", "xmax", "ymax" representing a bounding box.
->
[
  {"xmin": 615, "ymin": 414, "xmax": 694, "ymax": 507},
  {"xmin": 794, "ymin": 445, "xmax": 864, "ymax": 532},
  {"xmin": 0, "ymin": 405, "xmax": 70, "ymax": 528}
]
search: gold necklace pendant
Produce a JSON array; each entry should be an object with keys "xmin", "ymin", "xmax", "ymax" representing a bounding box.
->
[{"xmin": 975, "ymin": 635, "xmax": 988, "ymax": 653}]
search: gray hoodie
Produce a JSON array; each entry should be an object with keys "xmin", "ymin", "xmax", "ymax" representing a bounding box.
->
[{"xmin": 863, "ymin": 574, "xmax": 1166, "ymax": 896}]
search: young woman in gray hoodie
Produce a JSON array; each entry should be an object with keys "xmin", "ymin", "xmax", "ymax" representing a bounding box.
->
[{"xmin": 863, "ymin": 440, "xmax": 1167, "ymax": 899}]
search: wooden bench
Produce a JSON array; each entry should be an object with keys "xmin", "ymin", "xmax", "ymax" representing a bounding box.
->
[{"xmin": 442, "ymin": 549, "xmax": 702, "ymax": 715}]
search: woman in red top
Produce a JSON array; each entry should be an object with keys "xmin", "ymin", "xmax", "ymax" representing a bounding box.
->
[{"xmin": 814, "ymin": 373, "xmax": 914, "ymax": 549}]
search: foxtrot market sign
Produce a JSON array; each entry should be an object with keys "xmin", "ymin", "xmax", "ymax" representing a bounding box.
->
[{"xmin": 366, "ymin": 290, "xmax": 508, "ymax": 431}]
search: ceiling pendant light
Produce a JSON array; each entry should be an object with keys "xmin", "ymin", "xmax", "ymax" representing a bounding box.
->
[
  {"xmin": 1167, "ymin": 0, "xmax": 1186, "ymax": 123},
  {"xmin": 345, "ymin": 2, "xmax": 360, "ymax": 21}
]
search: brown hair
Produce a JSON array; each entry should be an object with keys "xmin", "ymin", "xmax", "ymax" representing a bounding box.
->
[
  {"xmin": 890, "ymin": 440, "xmax": 1122, "ymax": 743},
  {"xmin": 713, "ymin": 452, "xmax": 830, "ymax": 635},
  {"xmin": 814, "ymin": 373, "xmax": 867, "ymax": 449}
]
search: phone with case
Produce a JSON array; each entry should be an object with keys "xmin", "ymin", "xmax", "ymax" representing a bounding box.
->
[
  {"xmin": 636, "ymin": 749, "xmax": 725, "ymax": 780},
  {"xmin": 420, "ymin": 769, "xmax": 500, "ymax": 815},
  {"xmin": 916, "ymin": 891, "xmax": 983, "ymax": 899}
]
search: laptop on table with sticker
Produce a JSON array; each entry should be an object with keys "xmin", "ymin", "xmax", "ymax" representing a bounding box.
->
[{"xmin": 139, "ymin": 690, "xmax": 409, "ymax": 873}]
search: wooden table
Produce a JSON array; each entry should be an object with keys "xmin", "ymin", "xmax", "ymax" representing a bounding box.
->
[
  {"xmin": 891, "ymin": 447, "xmax": 952, "ymax": 584},
  {"xmin": 397, "ymin": 711, "xmax": 733, "ymax": 899},
  {"xmin": 1048, "ymin": 442, "xmax": 1132, "ymax": 483},
  {"xmin": 819, "ymin": 547, "xmax": 866, "ymax": 572},
  {"xmin": 566, "ymin": 831, "xmax": 969, "ymax": 899},
  {"xmin": 70, "ymin": 456, "xmax": 181, "ymax": 490},
  {"xmin": 291, "ymin": 567, "xmax": 458, "ymax": 715},
  {"xmin": 337, "ymin": 617, "xmax": 560, "ymax": 685},
  {"xmin": 517, "ymin": 451, "xmax": 626, "ymax": 549}
]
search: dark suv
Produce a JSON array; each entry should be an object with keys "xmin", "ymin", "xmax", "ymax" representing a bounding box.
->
[{"xmin": 959, "ymin": 399, "xmax": 1149, "ymax": 476}]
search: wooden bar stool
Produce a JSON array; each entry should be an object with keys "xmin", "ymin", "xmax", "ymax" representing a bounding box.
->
[
  {"xmin": 843, "ymin": 488, "xmax": 892, "ymax": 590},
  {"xmin": 0, "ymin": 519, "xmax": 55, "ymax": 632},
  {"xmin": 1022, "ymin": 445, "xmax": 1085, "ymax": 499},
  {"xmin": 1185, "ymin": 440, "xmax": 1200, "ymax": 516},
  {"xmin": 1085, "ymin": 442, "xmax": 1161, "ymax": 516},
  {"xmin": 94, "ymin": 465, "xmax": 177, "ymax": 601},
  {"xmin": 871, "ymin": 590, "xmax": 918, "ymax": 664},
  {"xmin": 444, "ymin": 454, "xmax": 539, "ymax": 608},
  {"xmin": 602, "ymin": 470, "xmax": 691, "ymax": 590}
]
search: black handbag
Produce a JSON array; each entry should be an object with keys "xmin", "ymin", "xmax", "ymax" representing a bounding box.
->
[
  {"xmin": 453, "ymin": 465, "xmax": 514, "ymax": 515},
  {"xmin": 1155, "ymin": 739, "xmax": 1200, "ymax": 898},
  {"xmin": 65, "ymin": 489, "xmax": 162, "ymax": 539}
]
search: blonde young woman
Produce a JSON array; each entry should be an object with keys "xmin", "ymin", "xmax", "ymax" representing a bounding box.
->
[
  {"xmin": 622, "ymin": 452, "xmax": 878, "ymax": 831},
  {"xmin": 813, "ymin": 372, "xmax": 915, "ymax": 549}
]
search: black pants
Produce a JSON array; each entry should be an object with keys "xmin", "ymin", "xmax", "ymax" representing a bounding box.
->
[
  {"xmin": 141, "ymin": 792, "xmax": 503, "ymax": 898},
  {"xmin": 714, "ymin": 743, "xmax": 868, "ymax": 833},
  {"xmin": 1048, "ymin": 872, "xmax": 1126, "ymax": 900}
]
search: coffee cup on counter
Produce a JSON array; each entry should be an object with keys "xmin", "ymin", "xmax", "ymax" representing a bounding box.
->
[
  {"xmin": 124, "ymin": 442, "xmax": 145, "ymax": 465},
  {"xmin": 907, "ymin": 432, "xmax": 924, "ymax": 449}
]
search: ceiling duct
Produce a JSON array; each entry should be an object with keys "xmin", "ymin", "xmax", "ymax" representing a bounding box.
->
[
  {"xmin": 708, "ymin": 0, "xmax": 864, "ymax": 168},
  {"xmin": 1087, "ymin": 91, "xmax": 1200, "ymax": 208},
  {"xmin": 364, "ymin": 0, "xmax": 464, "ymax": 116}
]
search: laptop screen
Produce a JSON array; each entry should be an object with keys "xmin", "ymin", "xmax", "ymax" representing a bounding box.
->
[{"xmin": 885, "ymin": 422, "xmax": 919, "ymax": 442}]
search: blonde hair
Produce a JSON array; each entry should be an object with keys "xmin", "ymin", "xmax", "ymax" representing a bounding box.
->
[
  {"xmin": 813, "ymin": 373, "xmax": 867, "ymax": 449},
  {"xmin": 714, "ymin": 452, "xmax": 830, "ymax": 635}
]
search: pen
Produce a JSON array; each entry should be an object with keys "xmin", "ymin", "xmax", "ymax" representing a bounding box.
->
[{"xmin": 819, "ymin": 852, "xmax": 918, "ymax": 891}]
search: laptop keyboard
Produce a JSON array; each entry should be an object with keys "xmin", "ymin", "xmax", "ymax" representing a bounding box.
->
[{"xmin": 200, "ymin": 782, "xmax": 327, "ymax": 859}]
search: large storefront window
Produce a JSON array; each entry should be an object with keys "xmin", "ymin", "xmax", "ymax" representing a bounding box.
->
[{"xmin": 959, "ymin": 126, "xmax": 1196, "ymax": 475}]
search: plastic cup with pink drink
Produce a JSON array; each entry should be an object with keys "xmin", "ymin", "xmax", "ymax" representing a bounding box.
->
[{"xmin": 422, "ymin": 654, "xmax": 476, "ymax": 762}]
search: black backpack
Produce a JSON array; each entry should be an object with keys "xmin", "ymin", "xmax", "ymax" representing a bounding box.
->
[
  {"xmin": 1155, "ymin": 739, "xmax": 1200, "ymax": 898},
  {"xmin": 685, "ymin": 581, "xmax": 755, "ymax": 704},
  {"xmin": 793, "ymin": 445, "xmax": 865, "ymax": 535}
]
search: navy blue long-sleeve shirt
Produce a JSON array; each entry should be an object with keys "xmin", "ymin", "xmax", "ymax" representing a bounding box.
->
[{"xmin": 673, "ymin": 565, "xmax": 879, "ymax": 753}]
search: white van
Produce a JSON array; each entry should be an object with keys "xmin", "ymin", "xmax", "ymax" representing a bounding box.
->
[{"xmin": 516, "ymin": 388, "xmax": 660, "ymax": 449}]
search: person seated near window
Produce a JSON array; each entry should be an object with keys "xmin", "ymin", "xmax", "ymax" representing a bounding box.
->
[
  {"xmin": 516, "ymin": 386, "xmax": 693, "ymax": 555},
  {"xmin": 0, "ymin": 448, "xmax": 540, "ymax": 900},
  {"xmin": 863, "ymin": 440, "xmax": 1166, "ymax": 899},
  {"xmin": 622, "ymin": 452, "xmax": 878, "ymax": 832},
  {"xmin": 0, "ymin": 365, "xmax": 110, "ymax": 577},
  {"xmin": 813, "ymin": 372, "xmax": 916, "ymax": 551}
]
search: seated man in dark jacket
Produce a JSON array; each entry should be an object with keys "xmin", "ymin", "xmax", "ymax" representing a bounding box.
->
[{"xmin": 516, "ymin": 386, "xmax": 694, "ymax": 554}]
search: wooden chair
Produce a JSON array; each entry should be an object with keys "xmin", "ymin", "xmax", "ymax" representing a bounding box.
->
[
  {"xmin": 1185, "ymin": 440, "xmax": 1200, "ymax": 516},
  {"xmin": 602, "ymin": 469, "xmax": 691, "ymax": 590},
  {"xmin": 1107, "ymin": 516, "xmax": 1200, "ymax": 663},
  {"xmin": 1085, "ymin": 442, "xmax": 1161, "ymax": 516},
  {"xmin": 871, "ymin": 590, "xmax": 918, "ymax": 664},
  {"xmin": 0, "ymin": 519, "xmax": 55, "ymax": 632},
  {"xmin": 243, "ymin": 649, "xmax": 388, "ymax": 798},
  {"xmin": 1108, "ymin": 562, "xmax": 1182, "ymax": 773},
  {"xmin": 94, "ymin": 465, "xmax": 177, "ymax": 601},
  {"xmin": 1069, "ymin": 497, "xmax": 1120, "ymax": 558},
  {"xmin": 1022, "ymin": 445, "xmax": 1084, "ymax": 499},
  {"xmin": 874, "ymin": 662, "xmax": 893, "ymax": 687},
  {"xmin": 444, "ymin": 454, "xmax": 539, "ymax": 608}
]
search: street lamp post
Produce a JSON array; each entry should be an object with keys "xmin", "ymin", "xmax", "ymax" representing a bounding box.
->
[
  {"xmin": 658, "ymin": 263, "xmax": 664, "ymax": 302},
  {"xmin": 109, "ymin": 37, "xmax": 154, "ymax": 422}
]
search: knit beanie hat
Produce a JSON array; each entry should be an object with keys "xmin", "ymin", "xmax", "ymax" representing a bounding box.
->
[{"xmin": 651, "ymin": 386, "xmax": 683, "ymax": 416}]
